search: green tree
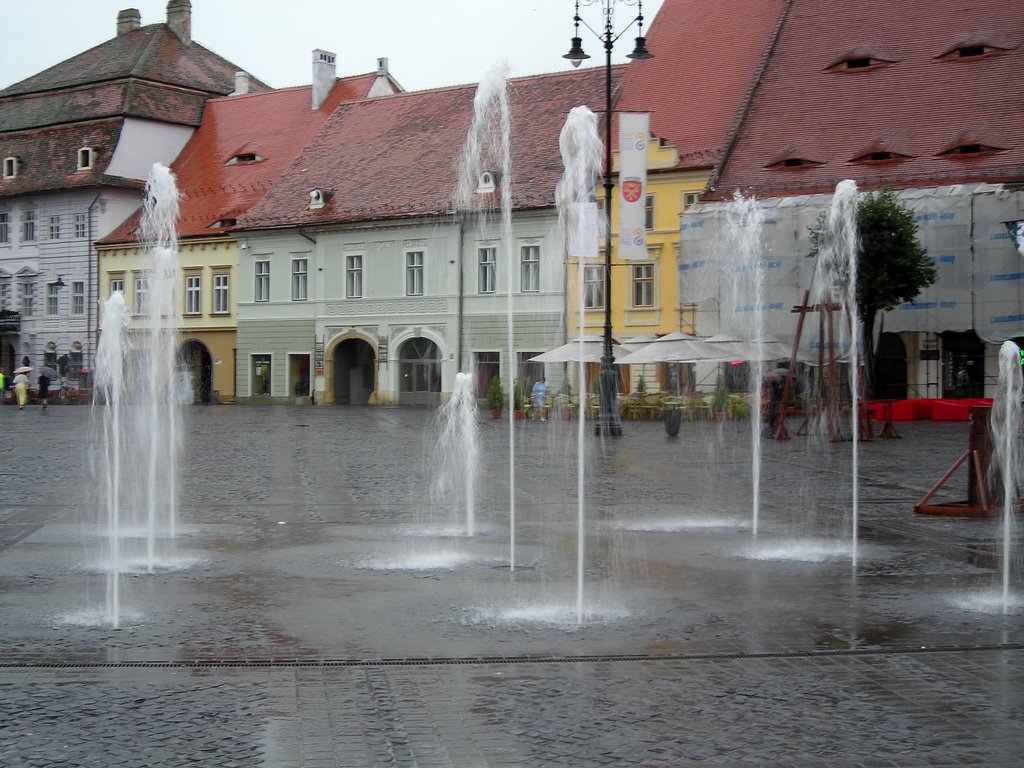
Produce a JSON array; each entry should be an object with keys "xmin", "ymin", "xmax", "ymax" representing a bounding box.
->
[{"xmin": 812, "ymin": 187, "xmax": 936, "ymax": 397}]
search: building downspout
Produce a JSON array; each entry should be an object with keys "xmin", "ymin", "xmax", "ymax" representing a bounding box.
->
[
  {"xmin": 87, "ymin": 192, "xmax": 102, "ymax": 375},
  {"xmin": 455, "ymin": 214, "xmax": 465, "ymax": 371}
]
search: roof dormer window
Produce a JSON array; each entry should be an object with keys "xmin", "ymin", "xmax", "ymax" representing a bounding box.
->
[
  {"xmin": 936, "ymin": 41, "xmax": 1008, "ymax": 61},
  {"xmin": 209, "ymin": 218, "xmax": 238, "ymax": 228},
  {"xmin": 476, "ymin": 171, "xmax": 500, "ymax": 194},
  {"xmin": 77, "ymin": 147, "xmax": 94, "ymax": 171},
  {"xmin": 938, "ymin": 142, "xmax": 1005, "ymax": 158},
  {"xmin": 226, "ymin": 152, "xmax": 264, "ymax": 165},
  {"xmin": 850, "ymin": 150, "xmax": 912, "ymax": 163},
  {"xmin": 766, "ymin": 157, "xmax": 824, "ymax": 170},
  {"xmin": 825, "ymin": 51, "xmax": 894, "ymax": 73},
  {"xmin": 308, "ymin": 188, "xmax": 329, "ymax": 210},
  {"xmin": 3, "ymin": 156, "xmax": 19, "ymax": 180}
]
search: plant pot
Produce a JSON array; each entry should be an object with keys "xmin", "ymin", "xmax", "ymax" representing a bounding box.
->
[
  {"xmin": 562, "ymin": 407, "xmax": 573, "ymax": 421},
  {"xmin": 514, "ymin": 410, "xmax": 525, "ymax": 420},
  {"xmin": 715, "ymin": 410, "xmax": 727, "ymax": 422},
  {"xmin": 491, "ymin": 408, "xmax": 502, "ymax": 419}
]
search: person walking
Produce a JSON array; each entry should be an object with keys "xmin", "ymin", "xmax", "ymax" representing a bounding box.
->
[
  {"xmin": 37, "ymin": 372, "xmax": 50, "ymax": 409},
  {"xmin": 13, "ymin": 370, "xmax": 29, "ymax": 409},
  {"xmin": 0, "ymin": 369, "xmax": 5, "ymax": 406}
]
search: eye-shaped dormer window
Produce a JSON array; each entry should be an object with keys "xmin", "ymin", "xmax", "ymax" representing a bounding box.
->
[
  {"xmin": 226, "ymin": 152, "xmax": 265, "ymax": 165},
  {"xmin": 935, "ymin": 40, "xmax": 1009, "ymax": 61},
  {"xmin": 849, "ymin": 150, "xmax": 912, "ymax": 163},
  {"xmin": 825, "ymin": 51, "xmax": 895, "ymax": 73}
]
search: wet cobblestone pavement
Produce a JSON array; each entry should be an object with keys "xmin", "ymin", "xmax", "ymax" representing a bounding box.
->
[{"xmin": 0, "ymin": 404, "xmax": 1021, "ymax": 766}]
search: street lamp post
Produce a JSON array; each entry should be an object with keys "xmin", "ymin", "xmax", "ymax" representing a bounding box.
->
[{"xmin": 564, "ymin": 0, "xmax": 652, "ymax": 436}]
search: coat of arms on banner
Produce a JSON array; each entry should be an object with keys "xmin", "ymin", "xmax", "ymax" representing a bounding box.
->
[{"xmin": 622, "ymin": 178, "xmax": 643, "ymax": 203}]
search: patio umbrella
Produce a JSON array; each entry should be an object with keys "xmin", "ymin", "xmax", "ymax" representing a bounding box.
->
[
  {"xmin": 616, "ymin": 332, "xmax": 734, "ymax": 365},
  {"xmin": 529, "ymin": 334, "xmax": 622, "ymax": 363}
]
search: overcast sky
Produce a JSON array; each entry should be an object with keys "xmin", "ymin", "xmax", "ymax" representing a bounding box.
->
[{"xmin": 2, "ymin": 1, "xmax": 665, "ymax": 93}]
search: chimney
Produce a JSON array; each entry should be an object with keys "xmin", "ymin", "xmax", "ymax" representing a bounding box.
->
[
  {"xmin": 166, "ymin": 0, "xmax": 191, "ymax": 44},
  {"xmin": 311, "ymin": 49, "xmax": 337, "ymax": 110},
  {"xmin": 231, "ymin": 72, "xmax": 251, "ymax": 96},
  {"xmin": 116, "ymin": 8, "xmax": 141, "ymax": 36},
  {"xmin": 368, "ymin": 56, "xmax": 397, "ymax": 98}
]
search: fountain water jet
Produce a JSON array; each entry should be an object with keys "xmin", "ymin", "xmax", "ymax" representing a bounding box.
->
[
  {"xmin": 455, "ymin": 62, "xmax": 515, "ymax": 566},
  {"xmin": 431, "ymin": 372, "xmax": 480, "ymax": 536},
  {"xmin": 722, "ymin": 191, "xmax": 767, "ymax": 536},
  {"xmin": 93, "ymin": 163, "xmax": 185, "ymax": 627},
  {"xmin": 556, "ymin": 105, "xmax": 603, "ymax": 624},
  {"xmin": 991, "ymin": 340, "xmax": 1022, "ymax": 614},
  {"xmin": 812, "ymin": 179, "xmax": 861, "ymax": 567}
]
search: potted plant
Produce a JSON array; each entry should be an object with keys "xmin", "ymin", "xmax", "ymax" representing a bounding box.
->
[
  {"xmin": 711, "ymin": 373, "xmax": 729, "ymax": 421},
  {"xmin": 485, "ymin": 375, "xmax": 504, "ymax": 418},
  {"xmin": 513, "ymin": 380, "xmax": 528, "ymax": 420}
]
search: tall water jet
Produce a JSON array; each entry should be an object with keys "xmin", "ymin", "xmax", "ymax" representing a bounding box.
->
[
  {"xmin": 556, "ymin": 105, "xmax": 603, "ymax": 624},
  {"xmin": 812, "ymin": 179, "xmax": 861, "ymax": 566},
  {"xmin": 431, "ymin": 372, "xmax": 480, "ymax": 536},
  {"xmin": 94, "ymin": 163, "xmax": 184, "ymax": 626},
  {"xmin": 990, "ymin": 341, "xmax": 1022, "ymax": 614},
  {"xmin": 455, "ymin": 63, "xmax": 515, "ymax": 566},
  {"xmin": 722, "ymin": 192, "xmax": 767, "ymax": 536}
]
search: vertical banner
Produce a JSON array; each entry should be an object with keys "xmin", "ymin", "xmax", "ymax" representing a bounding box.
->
[
  {"xmin": 569, "ymin": 201, "xmax": 599, "ymax": 260},
  {"xmin": 618, "ymin": 112, "xmax": 649, "ymax": 260}
]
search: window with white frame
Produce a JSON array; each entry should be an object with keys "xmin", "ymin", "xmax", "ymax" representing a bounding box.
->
[
  {"xmin": 584, "ymin": 265, "xmax": 604, "ymax": 309},
  {"xmin": 44, "ymin": 342, "xmax": 57, "ymax": 368},
  {"xmin": 0, "ymin": 280, "xmax": 9, "ymax": 310},
  {"xmin": 21, "ymin": 210, "xmax": 36, "ymax": 242},
  {"xmin": 20, "ymin": 280, "xmax": 35, "ymax": 316},
  {"xmin": 46, "ymin": 282, "xmax": 59, "ymax": 315},
  {"xmin": 3, "ymin": 157, "xmax": 17, "ymax": 179},
  {"xmin": 478, "ymin": 246, "xmax": 496, "ymax": 293},
  {"xmin": 254, "ymin": 260, "xmax": 270, "ymax": 302},
  {"xmin": 134, "ymin": 276, "xmax": 149, "ymax": 315},
  {"xmin": 346, "ymin": 254, "xmax": 362, "ymax": 298},
  {"xmin": 631, "ymin": 263, "xmax": 654, "ymax": 307},
  {"xmin": 48, "ymin": 215, "xmax": 60, "ymax": 240},
  {"xmin": 110, "ymin": 277, "xmax": 124, "ymax": 295},
  {"xmin": 213, "ymin": 273, "xmax": 229, "ymax": 313},
  {"xmin": 185, "ymin": 274, "xmax": 201, "ymax": 314},
  {"xmin": 77, "ymin": 147, "xmax": 94, "ymax": 170},
  {"xmin": 291, "ymin": 258, "xmax": 307, "ymax": 301},
  {"xmin": 0, "ymin": 212, "xmax": 9, "ymax": 244},
  {"xmin": 71, "ymin": 281, "xmax": 84, "ymax": 315},
  {"xmin": 74, "ymin": 213, "xmax": 87, "ymax": 238},
  {"xmin": 520, "ymin": 243, "xmax": 540, "ymax": 292},
  {"xmin": 644, "ymin": 195, "xmax": 655, "ymax": 230},
  {"xmin": 405, "ymin": 250, "xmax": 424, "ymax": 296}
]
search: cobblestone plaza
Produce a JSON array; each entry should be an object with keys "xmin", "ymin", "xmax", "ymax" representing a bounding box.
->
[{"xmin": 1, "ymin": 404, "xmax": 1021, "ymax": 766}]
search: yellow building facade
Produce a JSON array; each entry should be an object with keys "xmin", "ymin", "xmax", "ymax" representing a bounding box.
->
[
  {"xmin": 567, "ymin": 134, "xmax": 709, "ymax": 394},
  {"xmin": 97, "ymin": 238, "xmax": 238, "ymax": 402}
]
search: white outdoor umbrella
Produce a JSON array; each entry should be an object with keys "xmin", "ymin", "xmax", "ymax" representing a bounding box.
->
[
  {"xmin": 616, "ymin": 332, "xmax": 734, "ymax": 365},
  {"xmin": 529, "ymin": 334, "xmax": 622, "ymax": 363}
]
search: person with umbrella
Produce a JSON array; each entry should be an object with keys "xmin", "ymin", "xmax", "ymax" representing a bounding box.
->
[{"xmin": 13, "ymin": 366, "xmax": 30, "ymax": 409}]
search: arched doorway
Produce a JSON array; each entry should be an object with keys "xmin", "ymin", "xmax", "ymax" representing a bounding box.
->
[
  {"xmin": 178, "ymin": 339, "xmax": 212, "ymax": 403},
  {"xmin": 874, "ymin": 332, "xmax": 907, "ymax": 400},
  {"xmin": 398, "ymin": 337, "xmax": 441, "ymax": 406},
  {"xmin": 332, "ymin": 337, "xmax": 375, "ymax": 404}
]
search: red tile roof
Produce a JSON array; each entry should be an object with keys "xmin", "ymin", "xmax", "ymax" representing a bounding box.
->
[
  {"xmin": 2, "ymin": 24, "xmax": 267, "ymax": 100},
  {"xmin": 101, "ymin": 75, "xmax": 379, "ymax": 244},
  {"xmin": 615, "ymin": 0, "xmax": 789, "ymax": 171},
  {"xmin": 242, "ymin": 67, "xmax": 614, "ymax": 229},
  {"xmin": 0, "ymin": 119, "xmax": 139, "ymax": 197},
  {"xmin": 707, "ymin": 0, "xmax": 1024, "ymax": 198}
]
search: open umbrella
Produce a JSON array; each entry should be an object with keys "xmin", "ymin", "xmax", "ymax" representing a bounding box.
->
[
  {"xmin": 529, "ymin": 334, "xmax": 622, "ymax": 363},
  {"xmin": 616, "ymin": 332, "xmax": 733, "ymax": 365},
  {"xmin": 13, "ymin": 365, "xmax": 31, "ymax": 375}
]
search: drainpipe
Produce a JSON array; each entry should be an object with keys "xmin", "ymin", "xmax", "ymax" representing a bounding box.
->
[
  {"xmin": 87, "ymin": 192, "xmax": 101, "ymax": 376},
  {"xmin": 455, "ymin": 214, "xmax": 465, "ymax": 371}
]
